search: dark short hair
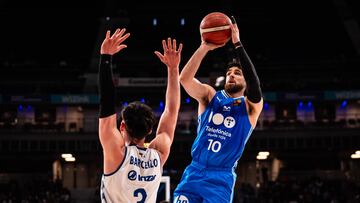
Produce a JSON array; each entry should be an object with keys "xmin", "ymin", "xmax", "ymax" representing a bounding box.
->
[
  {"xmin": 226, "ymin": 59, "xmax": 242, "ymax": 72},
  {"xmin": 121, "ymin": 101, "xmax": 156, "ymax": 140}
]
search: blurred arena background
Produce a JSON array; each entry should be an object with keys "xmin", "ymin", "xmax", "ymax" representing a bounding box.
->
[{"xmin": 0, "ymin": 0, "xmax": 360, "ymax": 202}]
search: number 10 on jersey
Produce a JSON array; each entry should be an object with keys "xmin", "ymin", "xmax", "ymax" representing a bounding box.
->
[{"xmin": 207, "ymin": 139, "xmax": 221, "ymax": 152}]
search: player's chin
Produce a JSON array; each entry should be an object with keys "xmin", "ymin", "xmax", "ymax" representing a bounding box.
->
[
  {"xmin": 225, "ymin": 83, "xmax": 237, "ymax": 92},
  {"xmin": 225, "ymin": 83, "xmax": 244, "ymax": 93}
]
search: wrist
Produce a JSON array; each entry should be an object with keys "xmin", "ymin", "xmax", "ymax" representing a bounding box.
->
[
  {"xmin": 100, "ymin": 53, "xmax": 112, "ymax": 58},
  {"xmin": 199, "ymin": 44, "xmax": 210, "ymax": 53},
  {"xmin": 167, "ymin": 66, "xmax": 179, "ymax": 71},
  {"xmin": 100, "ymin": 54, "xmax": 112, "ymax": 62},
  {"xmin": 100, "ymin": 52, "xmax": 113, "ymax": 55},
  {"xmin": 100, "ymin": 49, "xmax": 114, "ymax": 55},
  {"xmin": 167, "ymin": 65, "xmax": 179, "ymax": 71},
  {"xmin": 234, "ymin": 41, "xmax": 242, "ymax": 48}
]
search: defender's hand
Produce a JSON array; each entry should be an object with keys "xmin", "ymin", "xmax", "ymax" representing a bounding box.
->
[
  {"xmin": 154, "ymin": 37, "xmax": 183, "ymax": 69},
  {"xmin": 100, "ymin": 28, "xmax": 130, "ymax": 55}
]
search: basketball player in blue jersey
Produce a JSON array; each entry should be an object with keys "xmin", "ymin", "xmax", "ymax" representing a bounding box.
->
[
  {"xmin": 173, "ymin": 16, "xmax": 263, "ymax": 203},
  {"xmin": 98, "ymin": 28, "xmax": 182, "ymax": 202}
]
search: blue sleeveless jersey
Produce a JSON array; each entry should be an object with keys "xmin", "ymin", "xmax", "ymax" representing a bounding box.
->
[
  {"xmin": 191, "ymin": 90, "xmax": 253, "ymax": 169},
  {"xmin": 174, "ymin": 90, "xmax": 254, "ymax": 202}
]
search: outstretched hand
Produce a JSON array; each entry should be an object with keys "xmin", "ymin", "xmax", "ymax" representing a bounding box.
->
[
  {"xmin": 100, "ymin": 28, "xmax": 130, "ymax": 55},
  {"xmin": 155, "ymin": 37, "xmax": 183, "ymax": 69}
]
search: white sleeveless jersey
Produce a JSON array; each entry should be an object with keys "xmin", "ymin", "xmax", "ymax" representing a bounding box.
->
[{"xmin": 101, "ymin": 145, "xmax": 162, "ymax": 203}]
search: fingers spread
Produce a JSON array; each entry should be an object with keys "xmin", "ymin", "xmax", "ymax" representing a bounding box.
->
[
  {"xmin": 116, "ymin": 44, "xmax": 127, "ymax": 52},
  {"xmin": 167, "ymin": 37, "xmax": 172, "ymax": 50},
  {"xmin": 172, "ymin": 39, "xmax": 177, "ymax": 51},
  {"xmin": 154, "ymin": 51, "xmax": 165, "ymax": 62},
  {"xmin": 177, "ymin": 43, "xmax": 183, "ymax": 53},
  {"xmin": 162, "ymin": 40, "xmax": 168, "ymax": 52},
  {"xmin": 106, "ymin": 30, "xmax": 110, "ymax": 39},
  {"xmin": 118, "ymin": 28, "xmax": 126, "ymax": 38},
  {"xmin": 116, "ymin": 33, "xmax": 130, "ymax": 44},
  {"xmin": 111, "ymin": 28, "xmax": 120, "ymax": 39}
]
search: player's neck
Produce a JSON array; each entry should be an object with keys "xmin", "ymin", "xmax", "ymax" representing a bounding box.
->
[
  {"xmin": 127, "ymin": 137, "xmax": 146, "ymax": 147},
  {"xmin": 225, "ymin": 90, "xmax": 244, "ymax": 98}
]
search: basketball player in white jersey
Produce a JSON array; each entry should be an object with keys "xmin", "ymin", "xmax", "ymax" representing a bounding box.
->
[{"xmin": 98, "ymin": 28, "xmax": 182, "ymax": 203}]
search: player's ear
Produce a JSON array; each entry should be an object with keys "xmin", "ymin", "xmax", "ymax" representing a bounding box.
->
[{"xmin": 120, "ymin": 121, "xmax": 126, "ymax": 132}]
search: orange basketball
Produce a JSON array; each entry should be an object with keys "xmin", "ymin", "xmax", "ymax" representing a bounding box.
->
[{"xmin": 200, "ymin": 12, "xmax": 232, "ymax": 45}]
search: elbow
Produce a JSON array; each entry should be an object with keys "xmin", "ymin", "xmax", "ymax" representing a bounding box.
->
[
  {"xmin": 179, "ymin": 72, "xmax": 191, "ymax": 85},
  {"xmin": 179, "ymin": 74, "xmax": 186, "ymax": 85},
  {"xmin": 246, "ymin": 87, "xmax": 263, "ymax": 103}
]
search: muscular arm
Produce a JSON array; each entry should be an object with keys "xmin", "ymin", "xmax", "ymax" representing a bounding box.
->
[
  {"xmin": 98, "ymin": 54, "xmax": 116, "ymax": 118},
  {"xmin": 229, "ymin": 17, "xmax": 263, "ymax": 127},
  {"xmin": 150, "ymin": 38, "xmax": 182, "ymax": 167},
  {"xmin": 150, "ymin": 67, "xmax": 180, "ymax": 166},
  {"xmin": 234, "ymin": 46, "xmax": 262, "ymax": 104},
  {"xmin": 98, "ymin": 28, "xmax": 130, "ymax": 173},
  {"xmin": 98, "ymin": 54, "xmax": 125, "ymax": 174},
  {"xmin": 235, "ymin": 45, "xmax": 263, "ymax": 126},
  {"xmin": 98, "ymin": 54, "xmax": 124, "ymax": 149},
  {"xmin": 179, "ymin": 45, "xmax": 216, "ymax": 105}
]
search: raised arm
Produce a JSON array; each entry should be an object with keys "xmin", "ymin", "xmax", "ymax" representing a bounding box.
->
[
  {"xmin": 98, "ymin": 28, "xmax": 130, "ymax": 162},
  {"xmin": 149, "ymin": 38, "xmax": 182, "ymax": 167},
  {"xmin": 230, "ymin": 16, "xmax": 263, "ymax": 126},
  {"xmin": 179, "ymin": 40, "xmax": 224, "ymax": 106}
]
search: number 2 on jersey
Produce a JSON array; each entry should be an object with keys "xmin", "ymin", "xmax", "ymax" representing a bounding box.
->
[
  {"xmin": 134, "ymin": 188, "xmax": 147, "ymax": 203},
  {"xmin": 207, "ymin": 139, "xmax": 221, "ymax": 152}
]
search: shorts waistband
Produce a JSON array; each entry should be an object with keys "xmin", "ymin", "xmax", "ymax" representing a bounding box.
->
[{"xmin": 190, "ymin": 160, "xmax": 233, "ymax": 172}]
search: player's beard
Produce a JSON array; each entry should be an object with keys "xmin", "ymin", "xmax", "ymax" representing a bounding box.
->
[{"xmin": 224, "ymin": 82, "xmax": 245, "ymax": 94}]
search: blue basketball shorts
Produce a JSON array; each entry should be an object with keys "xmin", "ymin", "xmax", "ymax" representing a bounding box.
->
[{"xmin": 173, "ymin": 162, "xmax": 236, "ymax": 203}]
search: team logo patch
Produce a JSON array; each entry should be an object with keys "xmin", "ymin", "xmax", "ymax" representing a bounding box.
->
[
  {"xmin": 174, "ymin": 195, "xmax": 189, "ymax": 203},
  {"xmin": 224, "ymin": 116, "xmax": 236, "ymax": 128},
  {"xmin": 212, "ymin": 113, "xmax": 224, "ymax": 125},
  {"xmin": 211, "ymin": 113, "xmax": 236, "ymax": 128},
  {"xmin": 223, "ymin": 106, "xmax": 231, "ymax": 111},
  {"xmin": 233, "ymin": 99, "xmax": 241, "ymax": 106},
  {"xmin": 128, "ymin": 170, "xmax": 137, "ymax": 181},
  {"xmin": 127, "ymin": 170, "xmax": 156, "ymax": 181}
]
